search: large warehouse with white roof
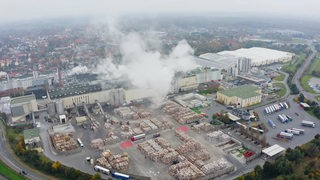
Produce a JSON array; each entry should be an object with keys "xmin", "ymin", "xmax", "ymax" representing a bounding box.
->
[
  {"xmin": 197, "ymin": 47, "xmax": 294, "ymax": 72},
  {"xmin": 217, "ymin": 47, "xmax": 294, "ymax": 66}
]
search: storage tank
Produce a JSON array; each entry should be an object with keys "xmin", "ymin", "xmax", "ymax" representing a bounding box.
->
[
  {"xmin": 55, "ymin": 99, "xmax": 65, "ymax": 115},
  {"xmin": 47, "ymin": 102, "xmax": 56, "ymax": 117}
]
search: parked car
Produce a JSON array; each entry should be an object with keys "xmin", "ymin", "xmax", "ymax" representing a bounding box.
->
[
  {"xmin": 20, "ymin": 170, "xmax": 28, "ymax": 175},
  {"xmin": 295, "ymin": 112, "xmax": 299, "ymax": 116},
  {"xmin": 244, "ymin": 151, "xmax": 255, "ymax": 157}
]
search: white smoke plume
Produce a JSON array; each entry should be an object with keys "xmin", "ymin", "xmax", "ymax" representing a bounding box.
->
[
  {"xmin": 0, "ymin": 71, "xmax": 7, "ymax": 77},
  {"xmin": 97, "ymin": 31, "xmax": 197, "ymax": 106},
  {"xmin": 68, "ymin": 65, "xmax": 88, "ymax": 76}
]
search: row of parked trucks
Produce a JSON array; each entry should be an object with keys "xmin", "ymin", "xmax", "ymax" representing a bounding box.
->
[
  {"xmin": 277, "ymin": 128, "xmax": 306, "ymax": 139},
  {"xmin": 94, "ymin": 165, "xmax": 130, "ymax": 180},
  {"xmin": 278, "ymin": 114, "xmax": 293, "ymax": 123},
  {"xmin": 264, "ymin": 102, "xmax": 289, "ymax": 115},
  {"xmin": 269, "ymin": 118, "xmax": 315, "ymax": 129}
]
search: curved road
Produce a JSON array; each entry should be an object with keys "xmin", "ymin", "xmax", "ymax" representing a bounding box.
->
[
  {"xmin": 292, "ymin": 43, "xmax": 319, "ymax": 102},
  {"xmin": 0, "ymin": 122, "xmax": 54, "ymax": 180}
]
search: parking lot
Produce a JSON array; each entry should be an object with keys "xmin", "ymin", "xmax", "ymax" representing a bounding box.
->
[{"xmin": 254, "ymin": 95, "xmax": 320, "ymax": 149}]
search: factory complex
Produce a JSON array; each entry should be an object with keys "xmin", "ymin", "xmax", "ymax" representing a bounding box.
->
[{"xmin": 0, "ymin": 46, "xmax": 308, "ymax": 180}]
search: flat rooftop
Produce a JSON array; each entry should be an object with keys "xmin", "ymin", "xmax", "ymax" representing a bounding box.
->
[
  {"xmin": 218, "ymin": 47, "xmax": 294, "ymax": 64},
  {"xmin": 196, "ymin": 54, "xmax": 238, "ymax": 69},
  {"xmin": 49, "ymin": 84, "xmax": 102, "ymax": 99},
  {"xmin": 23, "ymin": 128, "xmax": 40, "ymax": 140},
  {"xmin": 11, "ymin": 94, "xmax": 35, "ymax": 105},
  {"xmin": 219, "ymin": 85, "xmax": 260, "ymax": 99},
  {"xmin": 262, "ymin": 144, "xmax": 285, "ymax": 157}
]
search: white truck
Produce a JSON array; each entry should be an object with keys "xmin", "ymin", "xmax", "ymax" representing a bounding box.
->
[
  {"xmin": 285, "ymin": 129, "xmax": 300, "ymax": 135},
  {"xmin": 301, "ymin": 120, "xmax": 315, "ymax": 128},
  {"xmin": 291, "ymin": 128, "xmax": 305, "ymax": 134},
  {"xmin": 278, "ymin": 132, "xmax": 293, "ymax": 139}
]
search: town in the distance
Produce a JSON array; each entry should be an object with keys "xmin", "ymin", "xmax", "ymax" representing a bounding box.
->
[{"xmin": 1, "ymin": 4, "xmax": 320, "ymax": 180}]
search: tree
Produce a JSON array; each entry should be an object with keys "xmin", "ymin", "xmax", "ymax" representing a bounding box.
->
[
  {"xmin": 15, "ymin": 135, "xmax": 26, "ymax": 155},
  {"xmin": 220, "ymin": 113, "xmax": 231, "ymax": 124},
  {"xmin": 286, "ymin": 147, "xmax": 304, "ymax": 163},
  {"xmin": 263, "ymin": 161, "xmax": 278, "ymax": 178},
  {"xmin": 90, "ymin": 173, "xmax": 102, "ymax": 180},
  {"xmin": 254, "ymin": 165, "xmax": 263, "ymax": 180},
  {"xmin": 52, "ymin": 161, "xmax": 62, "ymax": 171},
  {"xmin": 212, "ymin": 114, "xmax": 217, "ymax": 120},
  {"xmin": 275, "ymin": 156, "xmax": 293, "ymax": 175},
  {"xmin": 298, "ymin": 94, "xmax": 305, "ymax": 102},
  {"xmin": 305, "ymin": 143, "xmax": 320, "ymax": 158},
  {"xmin": 290, "ymin": 84, "xmax": 299, "ymax": 94}
]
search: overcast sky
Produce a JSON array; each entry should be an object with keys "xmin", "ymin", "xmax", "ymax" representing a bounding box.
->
[{"xmin": 0, "ymin": 0, "xmax": 319, "ymax": 23}]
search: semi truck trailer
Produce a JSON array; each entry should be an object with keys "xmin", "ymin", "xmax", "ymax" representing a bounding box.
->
[{"xmin": 301, "ymin": 120, "xmax": 315, "ymax": 128}]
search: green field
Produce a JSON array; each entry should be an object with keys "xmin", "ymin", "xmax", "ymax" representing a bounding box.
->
[
  {"xmin": 281, "ymin": 53, "xmax": 306, "ymax": 73},
  {"xmin": 273, "ymin": 83, "xmax": 287, "ymax": 97},
  {"xmin": 290, "ymin": 38, "xmax": 308, "ymax": 44},
  {"xmin": 306, "ymin": 55, "xmax": 320, "ymax": 74},
  {"xmin": 274, "ymin": 73, "xmax": 285, "ymax": 81},
  {"xmin": 0, "ymin": 160, "xmax": 25, "ymax": 180},
  {"xmin": 299, "ymin": 54, "xmax": 320, "ymax": 93},
  {"xmin": 300, "ymin": 75, "xmax": 317, "ymax": 93}
]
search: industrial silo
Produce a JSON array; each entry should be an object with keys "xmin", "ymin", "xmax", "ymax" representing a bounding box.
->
[
  {"xmin": 55, "ymin": 99, "xmax": 65, "ymax": 115},
  {"xmin": 47, "ymin": 102, "xmax": 56, "ymax": 117}
]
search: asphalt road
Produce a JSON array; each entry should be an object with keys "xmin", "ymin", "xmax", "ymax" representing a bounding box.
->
[
  {"xmin": 292, "ymin": 43, "xmax": 319, "ymax": 102},
  {"xmin": 0, "ymin": 121, "xmax": 53, "ymax": 180}
]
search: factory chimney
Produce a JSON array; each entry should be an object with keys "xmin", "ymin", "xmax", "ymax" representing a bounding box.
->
[
  {"xmin": 57, "ymin": 68, "xmax": 63, "ymax": 87},
  {"xmin": 6, "ymin": 73, "xmax": 10, "ymax": 82}
]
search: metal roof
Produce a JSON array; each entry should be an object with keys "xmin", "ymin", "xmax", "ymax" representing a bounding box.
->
[
  {"xmin": 227, "ymin": 112, "xmax": 241, "ymax": 121},
  {"xmin": 262, "ymin": 144, "xmax": 285, "ymax": 157},
  {"xmin": 218, "ymin": 47, "xmax": 294, "ymax": 65},
  {"xmin": 11, "ymin": 94, "xmax": 35, "ymax": 105},
  {"xmin": 219, "ymin": 85, "xmax": 260, "ymax": 99},
  {"xmin": 23, "ymin": 128, "xmax": 40, "ymax": 140}
]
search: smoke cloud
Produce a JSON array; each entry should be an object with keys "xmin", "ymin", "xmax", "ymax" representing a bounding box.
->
[
  {"xmin": 68, "ymin": 65, "xmax": 89, "ymax": 76},
  {"xmin": 97, "ymin": 31, "xmax": 197, "ymax": 106},
  {"xmin": 0, "ymin": 71, "xmax": 7, "ymax": 77}
]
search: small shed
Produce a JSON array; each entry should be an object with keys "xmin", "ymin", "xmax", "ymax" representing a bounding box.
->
[
  {"xmin": 262, "ymin": 144, "xmax": 285, "ymax": 158},
  {"xmin": 23, "ymin": 128, "xmax": 40, "ymax": 145}
]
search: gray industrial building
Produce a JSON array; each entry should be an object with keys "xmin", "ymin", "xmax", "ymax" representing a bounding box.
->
[
  {"xmin": 109, "ymin": 88, "xmax": 126, "ymax": 107},
  {"xmin": 10, "ymin": 94, "xmax": 38, "ymax": 124},
  {"xmin": 237, "ymin": 58, "xmax": 251, "ymax": 75}
]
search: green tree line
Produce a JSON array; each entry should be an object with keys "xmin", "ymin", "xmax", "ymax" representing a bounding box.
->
[{"xmin": 237, "ymin": 134, "xmax": 320, "ymax": 180}]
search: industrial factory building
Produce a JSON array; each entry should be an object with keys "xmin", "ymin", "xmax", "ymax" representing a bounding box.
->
[
  {"xmin": 48, "ymin": 87, "xmax": 160, "ymax": 109},
  {"xmin": 23, "ymin": 128, "xmax": 42, "ymax": 151},
  {"xmin": 218, "ymin": 47, "xmax": 294, "ymax": 66},
  {"xmin": 0, "ymin": 71, "xmax": 54, "ymax": 95},
  {"xmin": 197, "ymin": 47, "xmax": 294, "ymax": 76},
  {"xmin": 196, "ymin": 54, "xmax": 239, "ymax": 76},
  {"xmin": 216, "ymin": 85, "xmax": 262, "ymax": 108},
  {"xmin": 175, "ymin": 67, "xmax": 223, "ymax": 92},
  {"xmin": 10, "ymin": 94, "xmax": 38, "ymax": 124}
]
